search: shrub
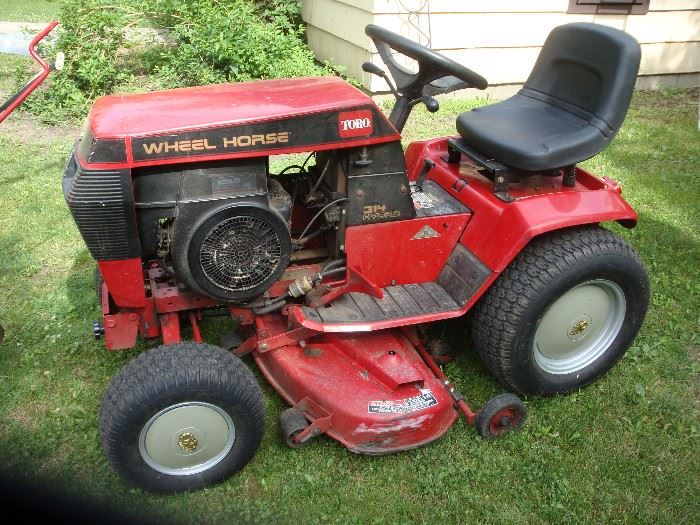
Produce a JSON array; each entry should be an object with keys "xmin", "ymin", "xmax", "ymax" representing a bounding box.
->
[
  {"xmin": 22, "ymin": 0, "xmax": 330, "ymax": 122},
  {"xmin": 141, "ymin": 0, "xmax": 325, "ymax": 86},
  {"xmin": 22, "ymin": 0, "xmax": 131, "ymax": 122}
]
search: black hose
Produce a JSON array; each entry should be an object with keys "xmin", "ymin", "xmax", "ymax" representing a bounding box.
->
[
  {"xmin": 292, "ymin": 227, "xmax": 325, "ymax": 247},
  {"xmin": 294, "ymin": 198, "xmax": 348, "ymax": 250},
  {"xmin": 309, "ymin": 157, "xmax": 332, "ymax": 195},
  {"xmin": 320, "ymin": 267, "xmax": 347, "ymax": 278},
  {"xmin": 321, "ymin": 258, "xmax": 346, "ymax": 273},
  {"xmin": 277, "ymin": 164, "xmax": 305, "ymax": 176},
  {"xmin": 230, "ymin": 300, "xmax": 267, "ymax": 309},
  {"xmin": 252, "ymin": 298, "xmax": 287, "ymax": 315}
]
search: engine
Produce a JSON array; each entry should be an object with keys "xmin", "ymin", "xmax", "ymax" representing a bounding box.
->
[
  {"xmin": 132, "ymin": 158, "xmax": 293, "ymax": 302},
  {"xmin": 64, "ymin": 140, "xmax": 413, "ymax": 306}
]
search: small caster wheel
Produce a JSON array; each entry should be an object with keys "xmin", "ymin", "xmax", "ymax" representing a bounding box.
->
[
  {"xmin": 426, "ymin": 339, "xmax": 454, "ymax": 365},
  {"xmin": 279, "ymin": 407, "xmax": 310, "ymax": 449},
  {"xmin": 475, "ymin": 393, "xmax": 527, "ymax": 439}
]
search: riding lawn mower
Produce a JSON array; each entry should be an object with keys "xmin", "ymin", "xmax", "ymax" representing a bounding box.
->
[{"xmin": 2, "ymin": 21, "xmax": 650, "ymax": 493}]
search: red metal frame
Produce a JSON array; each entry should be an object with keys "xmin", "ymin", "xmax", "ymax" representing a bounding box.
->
[
  {"xmin": 0, "ymin": 22, "xmax": 58, "ymax": 125},
  {"xmin": 98, "ymin": 259, "xmax": 146, "ymax": 308}
]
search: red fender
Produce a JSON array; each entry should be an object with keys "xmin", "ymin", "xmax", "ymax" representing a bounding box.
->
[{"xmin": 407, "ymin": 137, "xmax": 637, "ymax": 273}]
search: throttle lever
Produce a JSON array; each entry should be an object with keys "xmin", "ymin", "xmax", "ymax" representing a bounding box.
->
[{"xmin": 362, "ymin": 61, "xmax": 399, "ymax": 99}]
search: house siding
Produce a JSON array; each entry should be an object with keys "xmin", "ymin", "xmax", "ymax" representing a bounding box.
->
[{"xmin": 302, "ymin": 0, "xmax": 700, "ymax": 95}]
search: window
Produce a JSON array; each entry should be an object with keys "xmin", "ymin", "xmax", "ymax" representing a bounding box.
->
[{"xmin": 567, "ymin": 0, "xmax": 650, "ymax": 15}]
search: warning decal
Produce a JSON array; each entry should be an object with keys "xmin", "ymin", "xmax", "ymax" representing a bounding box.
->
[
  {"xmin": 411, "ymin": 225, "xmax": 440, "ymax": 240},
  {"xmin": 368, "ymin": 390, "xmax": 438, "ymax": 414},
  {"xmin": 410, "ymin": 188, "xmax": 439, "ymax": 209}
]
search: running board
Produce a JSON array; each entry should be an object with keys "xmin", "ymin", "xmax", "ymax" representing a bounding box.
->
[
  {"xmin": 293, "ymin": 244, "xmax": 493, "ymax": 332},
  {"xmin": 294, "ymin": 283, "xmax": 462, "ymax": 332}
]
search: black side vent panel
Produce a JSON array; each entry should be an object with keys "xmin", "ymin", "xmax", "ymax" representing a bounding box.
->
[{"xmin": 63, "ymin": 157, "xmax": 139, "ymax": 260}]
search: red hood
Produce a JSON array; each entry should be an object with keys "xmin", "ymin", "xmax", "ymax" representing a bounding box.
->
[
  {"xmin": 78, "ymin": 76, "xmax": 400, "ymax": 169},
  {"xmin": 89, "ymin": 77, "xmax": 377, "ymax": 139}
]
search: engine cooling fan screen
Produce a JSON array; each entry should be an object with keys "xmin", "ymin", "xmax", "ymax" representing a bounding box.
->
[{"xmin": 199, "ymin": 215, "xmax": 283, "ymax": 292}]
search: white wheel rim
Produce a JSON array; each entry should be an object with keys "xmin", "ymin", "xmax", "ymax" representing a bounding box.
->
[
  {"xmin": 139, "ymin": 402, "xmax": 235, "ymax": 476},
  {"xmin": 533, "ymin": 279, "xmax": 626, "ymax": 375}
]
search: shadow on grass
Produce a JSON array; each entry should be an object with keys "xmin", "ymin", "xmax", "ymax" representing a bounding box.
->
[{"xmin": 0, "ymin": 467, "xmax": 166, "ymax": 525}]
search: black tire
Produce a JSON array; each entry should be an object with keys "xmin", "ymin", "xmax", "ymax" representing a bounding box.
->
[
  {"xmin": 475, "ymin": 393, "xmax": 527, "ymax": 439},
  {"xmin": 471, "ymin": 225, "xmax": 649, "ymax": 396},
  {"xmin": 0, "ymin": 323, "xmax": 4, "ymax": 345},
  {"xmin": 99, "ymin": 343, "xmax": 265, "ymax": 493},
  {"xmin": 279, "ymin": 408, "xmax": 310, "ymax": 448},
  {"xmin": 279, "ymin": 408, "xmax": 311, "ymax": 448}
]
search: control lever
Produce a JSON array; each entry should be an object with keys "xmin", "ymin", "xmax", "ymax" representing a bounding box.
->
[
  {"xmin": 362, "ymin": 61, "xmax": 400, "ymax": 99},
  {"xmin": 408, "ymin": 95, "xmax": 440, "ymax": 113},
  {"xmin": 423, "ymin": 96, "xmax": 439, "ymax": 113}
]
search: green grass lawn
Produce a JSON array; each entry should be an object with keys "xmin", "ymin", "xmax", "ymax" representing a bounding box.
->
[
  {"xmin": 0, "ymin": 87, "xmax": 698, "ymax": 524},
  {"xmin": 0, "ymin": 0, "xmax": 61, "ymax": 22}
]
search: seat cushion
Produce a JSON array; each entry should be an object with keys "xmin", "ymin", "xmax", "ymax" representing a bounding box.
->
[{"xmin": 456, "ymin": 91, "xmax": 613, "ymax": 172}]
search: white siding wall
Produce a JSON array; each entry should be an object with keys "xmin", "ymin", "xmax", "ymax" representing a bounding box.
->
[{"xmin": 302, "ymin": 0, "xmax": 700, "ymax": 96}]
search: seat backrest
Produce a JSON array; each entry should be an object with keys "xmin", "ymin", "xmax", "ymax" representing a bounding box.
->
[{"xmin": 522, "ymin": 22, "xmax": 641, "ymax": 137}]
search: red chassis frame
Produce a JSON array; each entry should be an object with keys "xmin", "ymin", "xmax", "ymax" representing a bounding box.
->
[
  {"xmin": 100, "ymin": 135, "xmax": 636, "ymax": 345},
  {"xmin": 98, "ymin": 133, "xmax": 636, "ymax": 450}
]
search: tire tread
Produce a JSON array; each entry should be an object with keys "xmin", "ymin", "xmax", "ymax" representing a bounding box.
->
[
  {"xmin": 99, "ymin": 343, "xmax": 264, "ymax": 492},
  {"xmin": 471, "ymin": 225, "xmax": 647, "ymax": 394}
]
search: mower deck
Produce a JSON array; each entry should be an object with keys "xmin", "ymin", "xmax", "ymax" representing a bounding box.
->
[{"xmin": 253, "ymin": 327, "xmax": 459, "ymax": 454}]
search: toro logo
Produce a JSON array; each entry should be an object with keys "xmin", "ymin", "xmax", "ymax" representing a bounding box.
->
[{"xmin": 338, "ymin": 110, "xmax": 374, "ymax": 138}]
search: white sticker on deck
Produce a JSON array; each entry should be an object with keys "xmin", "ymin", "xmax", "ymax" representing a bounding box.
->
[{"xmin": 368, "ymin": 390, "xmax": 438, "ymax": 414}]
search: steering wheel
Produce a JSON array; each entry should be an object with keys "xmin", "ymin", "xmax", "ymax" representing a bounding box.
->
[{"xmin": 365, "ymin": 24, "xmax": 488, "ymax": 98}]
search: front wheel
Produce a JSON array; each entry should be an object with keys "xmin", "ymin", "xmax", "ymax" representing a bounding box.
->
[
  {"xmin": 99, "ymin": 343, "xmax": 265, "ymax": 493},
  {"xmin": 471, "ymin": 225, "xmax": 649, "ymax": 396}
]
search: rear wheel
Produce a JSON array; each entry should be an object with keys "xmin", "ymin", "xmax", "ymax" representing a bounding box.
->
[
  {"xmin": 471, "ymin": 225, "xmax": 649, "ymax": 396},
  {"xmin": 100, "ymin": 343, "xmax": 265, "ymax": 493}
]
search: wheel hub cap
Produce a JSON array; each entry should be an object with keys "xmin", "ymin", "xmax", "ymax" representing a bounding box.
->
[
  {"xmin": 139, "ymin": 402, "xmax": 235, "ymax": 476},
  {"xmin": 533, "ymin": 279, "xmax": 626, "ymax": 375},
  {"xmin": 568, "ymin": 315, "xmax": 592, "ymax": 340}
]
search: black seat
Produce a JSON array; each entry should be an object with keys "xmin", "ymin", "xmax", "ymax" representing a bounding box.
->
[{"xmin": 456, "ymin": 23, "xmax": 641, "ymax": 172}]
